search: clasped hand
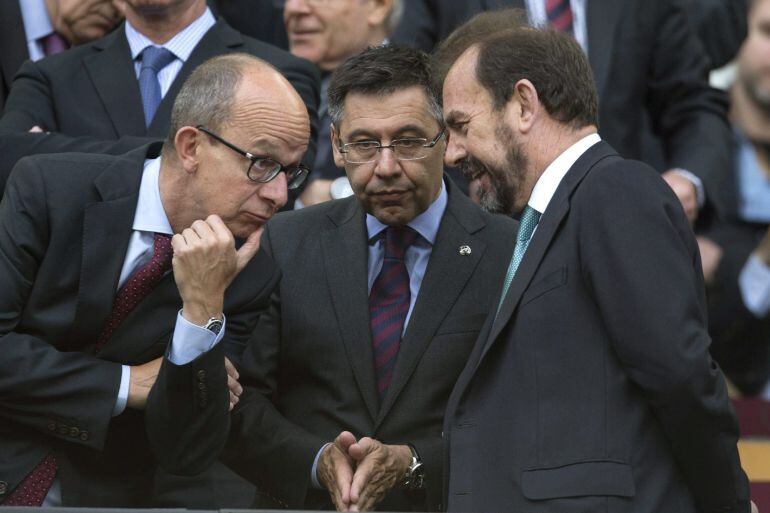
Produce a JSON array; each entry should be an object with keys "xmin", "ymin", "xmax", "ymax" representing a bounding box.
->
[{"xmin": 317, "ymin": 431, "xmax": 412, "ymax": 512}]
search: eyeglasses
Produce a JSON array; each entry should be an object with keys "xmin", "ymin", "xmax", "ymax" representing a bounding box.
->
[
  {"xmin": 196, "ymin": 125, "xmax": 310, "ymax": 190},
  {"xmin": 337, "ymin": 130, "xmax": 446, "ymax": 164}
]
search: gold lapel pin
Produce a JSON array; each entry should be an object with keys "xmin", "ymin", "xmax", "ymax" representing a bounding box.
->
[{"xmin": 459, "ymin": 245, "xmax": 472, "ymax": 256}]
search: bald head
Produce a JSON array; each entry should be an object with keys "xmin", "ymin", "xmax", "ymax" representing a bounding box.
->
[{"xmin": 165, "ymin": 53, "xmax": 309, "ymax": 154}]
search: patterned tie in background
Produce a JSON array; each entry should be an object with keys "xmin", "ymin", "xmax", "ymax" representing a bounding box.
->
[
  {"xmin": 369, "ymin": 226, "xmax": 419, "ymax": 400},
  {"xmin": 2, "ymin": 234, "xmax": 174, "ymax": 506},
  {"xmin": 546, "ymin": 0, "xmax": 574, "ymax": 34},
  {"xmin": 497, "ymin": 205, "xmax": 541, "ymax": 312},
  {"xmin": 41, "ymin": 32, "xmax": 68, "ymax": 56},
  {"xmin": 138, "ymin": 46, "xmax": 176, "ymax": 128}
]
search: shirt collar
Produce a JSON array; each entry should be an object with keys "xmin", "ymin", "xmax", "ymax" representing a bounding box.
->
[
  {"xmin": 528, "ymin": 133, "xmax": 601, "ymax": 214},
  {"xmin": 20, "ymin": 0, "xmax": 55, "ymax": 44},
  {"xmin": 125, "ymin": 7, "xmax": 216, "ymax": 62},
  {"xmin": 133, "ymin": 157, "xmax": 173, "ymax": 235},
  {"xmin": 366, "ymin": 179, "xmax": 447, "ymax": 245}
]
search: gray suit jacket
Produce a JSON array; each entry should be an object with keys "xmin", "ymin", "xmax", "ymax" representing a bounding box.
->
[
  {"xmin": 149, "ymin": 178, "xmax": 517, "ymax": 511},
  {"xmin": 0, "ymin": 144, "xmax": 278, "ymax": 506},
  {"xmin": 443, "ymin": 142, "xmax": 749, "ymax": 512}
]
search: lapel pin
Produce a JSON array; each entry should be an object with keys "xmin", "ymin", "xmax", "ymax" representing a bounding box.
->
[{"xmin": 459, "ymin": 245, "xmax": 472, "ymax": 256}]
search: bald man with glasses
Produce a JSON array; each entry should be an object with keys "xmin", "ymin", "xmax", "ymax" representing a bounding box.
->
[{"xmin": 148, "ymin": 44, "xmax": 516, "ymax": 512}]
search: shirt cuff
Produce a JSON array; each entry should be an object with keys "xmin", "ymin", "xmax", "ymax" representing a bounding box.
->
[
  {"xmin": 311, "ymin": 442, "xmax": 332, "ymax": 489},
  {"xmin": 740, "ymin": 254, "xmax": 770, "ymax": 318},
  {"xmin": 168, "ymin": 311, "xmax": 226, "ymax": 365},
  {"xmin": 670, "ymin": 168, "xmax": 705, "ymax": 208},
  {"xmin": 112, "ymin": 365, "xmax": 130, "ymax": 417}
]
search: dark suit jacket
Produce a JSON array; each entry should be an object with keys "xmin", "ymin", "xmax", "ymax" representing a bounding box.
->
[
  {"xmin": 208, "ymin": 0, "xmax": 289, "ymax": 50},
  {"xmin": 147, "ymin": 178, "xmax": 517, "ymax": 511},
  {"xmin": 0, "ymin": 143, "xmax": 278, "ymax": 506},
  {"xmin": 0, "ymin": 0, "xmax": 29, "ymax": 112},
  {"xmin": 0, "ymin": 18, "xmax": 320, "ymax": 179},
  {"xmin": 392, "ymin": 0, "xmax": 731, "ymax": 215},
  {"xmin": 443, "ymin": 141, "xmax": 749, "ymax": 513}
]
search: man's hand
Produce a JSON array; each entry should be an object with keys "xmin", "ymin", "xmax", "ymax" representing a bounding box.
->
[
  {"xmin": 225, "ymin": 357, "xmax": 241, "ymax": 411},
  {"xmin": 696, "ymin": 236, "xmax": 723, "ymax": 285},
  {"xmin": 127, "ymin": 356, "xmax": 162, "ymax": 410},
  {"xmin": 171, "ymin": 215, "xmax": 262, "ymax": 326},
  {"xmin": 318, "ymin": 431, "xmax": 358, "ymax": 511},
  {"xmin": 662, "ymin": 170, "xmax": 699, "ymax": 225},
  {"xmin": 347, "ymin": 439, "xmax": 411, "ymax": 512}
]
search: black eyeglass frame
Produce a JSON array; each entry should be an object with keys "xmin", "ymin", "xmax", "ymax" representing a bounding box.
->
[
  {"xmin": 196, "ymin": 125, "xmax": 310, "ymax": 189},
  {"xmin": 337, "ymin": 129, "xmax": 446, "ymax": 164}
]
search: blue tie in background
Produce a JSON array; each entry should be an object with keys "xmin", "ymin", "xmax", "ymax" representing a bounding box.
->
[
  {"xmin": 498, "ymin": 205, "xmax": 541, "ymax": 312},
  {"xmin": 369, "ymin": 226, "xmax": 419, "ymax": 400},
  {"xmin": 138, "ymin": 46, "xmax": 176, "ymax": 128}
]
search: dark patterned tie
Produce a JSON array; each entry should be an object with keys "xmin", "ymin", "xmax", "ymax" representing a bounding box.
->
[
  {"xmin": 96, "ymin": 233, "xmax": 173, "ymax": 352},
  {"xmin": 41, "ymin": 32, "xmax": 68, "ymax": 56},
  {"xmin": 138, "ymin": 46, "xmax": 176, "ymax": 128},
  {"xmin": 369, "ymin": 226, "xmax": 419, "ymax": 400},
  {"xmin": 546, "ymin": 0, "xmax": 574, "ymax": 33},
  {"xmin": 1, "ymin": 234, "xmax": 173, "ymax": 506}
]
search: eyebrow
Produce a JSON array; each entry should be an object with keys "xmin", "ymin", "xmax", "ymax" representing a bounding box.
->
[
  {"xmin": 345, "ymin": 124, "xmax": 432, "ymax": 141},
  {"xmin": 445, "ymin": 111, "xmax": 468, "ymax": 127}
]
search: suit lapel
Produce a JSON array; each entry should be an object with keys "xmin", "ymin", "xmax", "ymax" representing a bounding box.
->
[
  {"xmin": 477, "ymin": 141, "xmax": 617, "ymax": 366},
  {"xmin": 321, "ymin": 199, "xmax": 379, "ymax": 422},
  {"xmin": 148, "ymin": 20, "xmax": 242, "ymax": 136},
  {"xmin": 84, "ymin": 26, "xmax": 146, "ymax": 137},
  {"xmin": 67, "ymin": 145, "xmax": 159, "ymax": 351},
  {"xmin": 375, "ymin": 181, "xmax": 487, "ymax": 426},
  {"xmin": 586, "ymin": 0, "xmax": 623, "ymax": 101}
]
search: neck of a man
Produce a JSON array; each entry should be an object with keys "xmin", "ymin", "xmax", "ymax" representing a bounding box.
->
[
  {"xmin": 731, "ymin": 82, "xmax": 770, "ymax": 143},
  {"xmin": 125, "ymin": 0, "xmax": 206, "ymax": 45}
]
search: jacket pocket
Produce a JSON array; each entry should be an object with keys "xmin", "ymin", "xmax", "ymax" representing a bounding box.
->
[
  {"xmin": 436, "ymin": 312, "xmax": 489, "ymax": 335},
  {"xmin": 520, "ymin": 266, "xmax": 567, "ymax": 307},
  {"xmin": 521, "ymin": 460, "xmax": 635, "ymax": 499}
]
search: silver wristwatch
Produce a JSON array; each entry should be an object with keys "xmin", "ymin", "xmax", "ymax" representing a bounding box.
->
[
  {"xmin": 401, "ymin": 444, "xmax": 425, "ymax": 490},
  {"xmin": 201, "ymin": 316, "xmax": 223, "ymax": 335}
]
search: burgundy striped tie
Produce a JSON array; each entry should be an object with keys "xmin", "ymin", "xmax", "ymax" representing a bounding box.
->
[
  {"xmin": 369, "ymin": 226, "xmax": 418, "ymax": 400},
  {"xmin": 546, "ymin": 0, "xmax": 574, "ymax": 33},
  {"xmin": 2, "ymin": 234, "xmax": 173, "ymax": 506}
]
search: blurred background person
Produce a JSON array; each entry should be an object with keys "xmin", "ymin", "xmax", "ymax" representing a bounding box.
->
[
  {"xmin": 0, "ymin": 0, "xmax": 123, "ymax": 110},
  {"xmin": 699, "ymin": 0, "xmax": 770, "ymax": 399},
  {"xmin": 283, "ymin": 0, "xmax": 403, "ymax": 207}
]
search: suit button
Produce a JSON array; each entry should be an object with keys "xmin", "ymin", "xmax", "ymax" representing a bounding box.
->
[
  {"xmin": 47, "ymin": 421, "xmax": 56, "ymax": 431},
  {"xmin": 197, "ymin": 370, "xmax": 206, "ymax": 380},
  {"xmin": 80, "ymin": 430, "xmax": 90, "ymax": 441},
  {"xmin": 197, "ymin": 382, "xmax": 206, "ymax": 390},
  {"xmin": 0, "ymin": 481, "xmax": 7, "ymax": 495},
  {"xmin": 69, "ymin": 427, "xmax": 80, "ymax": 438}
]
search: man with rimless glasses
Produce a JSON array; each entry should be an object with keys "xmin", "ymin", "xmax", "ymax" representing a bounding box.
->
[
  {"xmin": 0, "ymin": 53, "xmax": 309, "ymax": 507},
  {"xmin": 148, "ymin": 44, "xmax": 516, "ymax": 512}
]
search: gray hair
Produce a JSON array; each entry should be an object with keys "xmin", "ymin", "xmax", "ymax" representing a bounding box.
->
[{"xmin": 164, "ymin": 53, "xmax": 270, "ymax": 151}]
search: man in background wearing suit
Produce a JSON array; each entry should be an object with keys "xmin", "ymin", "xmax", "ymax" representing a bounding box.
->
[
  {"xmin": 0, "ymin": 53, "xmax": 309, "ymax": 508},
  {"xmin": 147, "ymin": 44, "xmax": 517, "ymax": 512},
  {"xmin": 0, "ymin": 0, "xmax": 319, "ymax": 196},
  {"xmin": 439, "ymin": 26, "xmax": 751, "ymax": 512},
  {"xmin": 0, "ymin": 0, "xmax": 122, "ymax": 110},
  {"xmin": 393, "ymin": 0, "xmax": 730, "ymax": 226}
]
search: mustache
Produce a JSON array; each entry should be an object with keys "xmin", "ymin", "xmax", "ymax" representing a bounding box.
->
[{"xmin": 460, "ymin": 156, "xmax": 489, "ymax": 181}]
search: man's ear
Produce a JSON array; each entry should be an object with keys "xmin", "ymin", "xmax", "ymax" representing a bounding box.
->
[
  {"xmin": 367, "ymin": 0, "xmax": 394, "ymax": 29},
  {"xmin": 506, "ymin": 79, "xmax": 540, "ymax": 134},
  {"xmin": 331, "ymin": 123, "xmax": 346, "ymax": 167},
  {"xmin": 174, "ymin": 126, "xmax": 200, "ymax": 174}
]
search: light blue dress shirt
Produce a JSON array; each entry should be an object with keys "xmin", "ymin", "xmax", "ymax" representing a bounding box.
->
[
  {"xmin": 125, "ymin": 7, "xmax": 216, "ymax": 99},
  {"xmin": 19, "ymin": 0, "xmax": 56, "ymax": 61}
]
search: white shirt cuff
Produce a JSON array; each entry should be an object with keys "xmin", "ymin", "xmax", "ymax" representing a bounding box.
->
[
  {"xmin": 670, "ymin": 168, "xmax": 705, "ymax": 208},
  {"xmin": 113, "ymin": 365, "xmax": 130, "ymax": 417},
  {"xmin": 739, "ymin": 254, "xmax": 770, "ymax": 318},
  {"xmin": 311, "ymin": 442, "xmax": 332, "ymax": 489},
  {"xmin": 168, "ymin": 311, "xmax": 226, "ymax": 365}
]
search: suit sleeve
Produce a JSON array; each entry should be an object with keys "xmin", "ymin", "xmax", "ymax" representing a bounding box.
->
[
  {"xmin": 646, "ymin": 0, "xmax": 732, "ymax": 214},
  {"xmin": 0, "ymin": 157, "xmax": 123, "ymax": 452},
  {"xmin": 0, "ymin": 59, "xmax": 58, "ymax": 133},
  {"xmin": 578, "ymin": 161, "xmax": 750, "ymax": 512},
  {"xmin": 220, "ymin": 224, "xmax": 328, "ymax": 509}
]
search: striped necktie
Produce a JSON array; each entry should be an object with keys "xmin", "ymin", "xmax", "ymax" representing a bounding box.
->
[
  {"xmin": 369, "ymin": 226, "xmax": 419, "ymax": 400},
  {"xmin": 546, "ymin": 0, "xmax": 574, "ymax": 34},
  {"xmin": 138, "ymin": 46, "xmax": 176, "ymax": 128}
]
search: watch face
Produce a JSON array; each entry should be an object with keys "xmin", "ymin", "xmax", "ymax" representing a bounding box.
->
[{"xmin": 206, "ymin": 320, "xmax": 223, "ymax": 335}]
